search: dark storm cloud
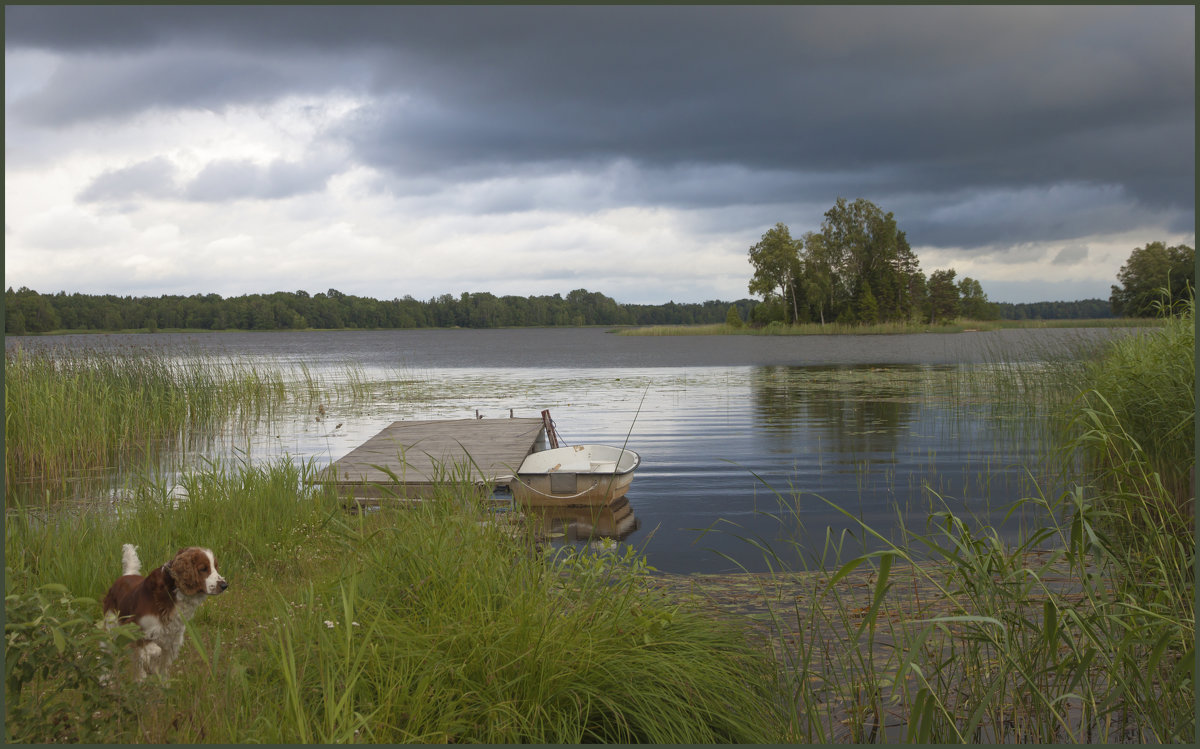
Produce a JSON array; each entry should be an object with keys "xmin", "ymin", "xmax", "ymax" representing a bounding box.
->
[
  {"xmin": 8, "ymin": 51, "xmax": 357, "ymax": 127},
  {"xmin": 6, "ymin": 4, "xmax": 1194, "ymax": 246}
]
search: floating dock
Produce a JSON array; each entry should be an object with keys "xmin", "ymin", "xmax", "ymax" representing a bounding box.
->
[{"xmin": 312, "ymin": 417, "xmax": 546, "ymax": 504}]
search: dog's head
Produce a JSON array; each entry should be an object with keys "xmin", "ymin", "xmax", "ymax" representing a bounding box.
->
[{"xmin": 167, "ymin": 547, "xmax": 228, "ymax": 597}]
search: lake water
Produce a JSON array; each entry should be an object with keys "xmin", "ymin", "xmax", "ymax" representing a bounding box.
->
[{"xmin": 7, "ymin": 327, "xmax": 1134, "ymax": 573}]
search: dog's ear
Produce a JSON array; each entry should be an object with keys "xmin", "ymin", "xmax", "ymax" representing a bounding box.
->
[{"xmin": 171, "ymin": 548, "xmax": 207, "ymax": 595}]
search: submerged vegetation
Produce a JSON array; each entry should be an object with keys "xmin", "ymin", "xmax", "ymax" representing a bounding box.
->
[{"xmin": 4, "ymin": 302, "xmax": 1193, "ymax": 742}]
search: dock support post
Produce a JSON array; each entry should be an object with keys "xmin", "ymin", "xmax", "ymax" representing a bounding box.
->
[{"xmin": 541, "ymin": 409, "xmax": 560, "ymax": 449}]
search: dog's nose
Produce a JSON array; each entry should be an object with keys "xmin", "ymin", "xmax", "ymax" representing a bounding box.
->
[{"xmin": 218, "ymin": 580, "xmax": 229, "ymax": 591}]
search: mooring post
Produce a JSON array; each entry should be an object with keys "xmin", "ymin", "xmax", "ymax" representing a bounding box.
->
[{"xmin": 541, "ymin": 409, "xmax": 559, "ymax": 449}]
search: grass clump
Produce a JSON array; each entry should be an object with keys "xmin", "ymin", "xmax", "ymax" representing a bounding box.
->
[{"xmin": 4, "ymin": 459, "xmax": 784, "ymax": 743}]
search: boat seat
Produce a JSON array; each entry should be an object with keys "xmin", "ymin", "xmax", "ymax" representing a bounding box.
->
[{"xmin": 547, "ymin": 458, "xmax": 591, "ymax": 472}]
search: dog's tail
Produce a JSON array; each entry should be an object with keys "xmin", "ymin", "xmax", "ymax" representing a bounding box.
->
[{"xmin": 121, "ymin": 544, "xmax": 141, "ymax": 576}]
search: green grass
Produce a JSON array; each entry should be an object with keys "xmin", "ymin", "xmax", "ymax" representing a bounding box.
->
[
  {"xmin": 3, "ymin": 348, "xmax": 287, "ymax": 502},
  {"xmin": 5, "ymin": 459, "xmax": 783, "ymax": 743},
  {"xmin": 6, "ymin": 311, "xmax": 1192, "ymax": 742},
  {"xmin": 3, "ymin": 348, "xmax": 434, "ymax": 506},
  {"xmin": 617, "ymin": 317, "xmax": 1165, "ymax": 336},
  {"xmin": 1073, "ymin": 298, "xmax": 1194, "ymax": 513}
]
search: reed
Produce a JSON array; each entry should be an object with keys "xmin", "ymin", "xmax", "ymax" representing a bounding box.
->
[
  {"xmin": 3, "ymin": 348, "xmax": 285, "ymax": 503},
  {"xmin": 1072, "ymin": 297, "xmax": 1194, "ymax": 518},
  {"xmin": 3, "ymin": 348, "xmax": 437, "ymax": 507},
  {"xmin": 717, "ymin": 301, "xmax": 1195, "ymax": 742}
]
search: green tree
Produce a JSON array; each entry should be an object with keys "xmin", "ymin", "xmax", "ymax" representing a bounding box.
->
[
  {"xmin": 799, "ymin": 231, "xmax": 834, "ymax": 325},
  {"xmin": 1109, "ymin": 241, "xmax": 1195, "ymax": 317},
  {"xmin": 7, "ymin": 287, "xmax": 62, "ymax": 333},
  {"xmin": 7, "ymin": 309, "xmax": 26, "ymax": 335},
  {"xmin": 725, "ymin": 305, "xmax": 743, "ymax": 328},
  {"xmin": 855, "ymin": 279, "xmax": 879, "ymax": 324},
  {"xmin": 957, "ymin": 276, "xmax": 994, "ymax": 320},
  {"xmin": 748, "ymin": 223, "xmax": 802, "ymax": 323},
  {"xmin": 817, "ymin": 197, "xmax": 922, "ymax": 323},
  {"xmin": 927, "ymin": 269, "xmax": 960, "ymax": 324}
]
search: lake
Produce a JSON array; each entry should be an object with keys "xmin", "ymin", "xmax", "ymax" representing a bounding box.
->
[{"xmin": 6, "ymin": 327, "xmax": 1134, "ymax": 573}]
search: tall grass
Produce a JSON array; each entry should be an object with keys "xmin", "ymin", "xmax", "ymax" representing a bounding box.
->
[
  {"xmin": 3, "ymin": 348, "xmax": 287, "ymax": 502},
  {"xmin": 5, "ymin": 459, "xmax": 784, "ymax": 743},
  {"xmin": 1072, "ymin": 297, "xmax": 1194, "ymax": 518},
  {"xmin": 717, "ymin": 299, "xmax": 1195, "ymax": 742},
  {"xmin": 3, "ymin": 348, "xmax": 434, "ymax": 506}
]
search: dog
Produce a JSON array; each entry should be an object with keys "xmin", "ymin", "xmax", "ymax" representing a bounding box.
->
[{"xmin": 102, "ymin": 544, "xmax": 228, "ymax": 680}]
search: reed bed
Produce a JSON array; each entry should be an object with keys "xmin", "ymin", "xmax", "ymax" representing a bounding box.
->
[
  {"xmin": 720, "ymin": 468, "xmax": 1193, "ymax": 742},
  {"xmin": 4, "ymin": 348, "xmax": 283, "ymax": 502},
  {"xmin": 3, "ymin": 347, "xmax": 433, "ymax": 506}
]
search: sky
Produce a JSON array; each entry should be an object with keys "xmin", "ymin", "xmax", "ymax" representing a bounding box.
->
[{"xmin": 4, "ymin": 5, "xmax": 1195, "ymax": 305}]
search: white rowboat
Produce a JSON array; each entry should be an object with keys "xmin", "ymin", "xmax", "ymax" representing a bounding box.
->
[{"xmin": 512, "ymin": 444, "xmax": 640, "ymax": 506}]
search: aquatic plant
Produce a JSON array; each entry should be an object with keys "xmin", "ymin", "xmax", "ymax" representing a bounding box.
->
[{"xmin": 2, "ymin": 347, "xmax": 437, "ymax": 506}]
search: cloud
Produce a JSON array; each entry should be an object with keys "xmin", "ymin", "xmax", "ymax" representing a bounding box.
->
[
  {"xmin": 908, "ymin": 183, "xmax": 1143, "ymax": 249},
  {"xmin": 183, "ymin": 156, "xmax": 340, "ymax": 202},
  {"xmin": 4, "ymin": 5, "xmax": 1194, "ymax": 303},
  {"xmin": 1051, "ymin": 245, "xmax": 1089, "ymax": 266},
  {"xmin": 77, "ymin": 156, "xmax": 179, "ymax": 202},
  {"xmin": 19, "ymin": 205, "xmax": 135, "ymax": 251}
]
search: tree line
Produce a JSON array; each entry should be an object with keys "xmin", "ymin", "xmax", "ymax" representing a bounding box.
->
[
  {"xmin": 3, "ymin": 286, "xmax": 758, "ymax": 335},
  {"xmin": 747, "ymin": 198, "xmax": 1193, "ymax": 325},
  {"xmin": 991, "ymin": 299, "xmax": 1113, "ymax": 320},
  {"xmin": 5, "ymin": 229, "xmax": 1189, "ymax": 336}
]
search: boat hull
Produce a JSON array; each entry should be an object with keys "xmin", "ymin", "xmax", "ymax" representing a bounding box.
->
[{"xmin": 512, "ymin": 444, "xmax": 640, "ymax": 507}]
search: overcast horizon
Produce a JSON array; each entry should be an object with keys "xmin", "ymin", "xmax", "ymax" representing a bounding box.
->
[{"xmin": 5, "ymin": 6, "xmax": 1195, "ymax": 306}]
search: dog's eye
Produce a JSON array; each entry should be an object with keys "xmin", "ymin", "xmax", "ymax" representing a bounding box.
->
[{"xmin": 200, "ymin": 565, "xmax": 208, "ymax": 572}]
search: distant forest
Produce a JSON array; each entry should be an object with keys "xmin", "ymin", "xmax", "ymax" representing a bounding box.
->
[
  {"xmin": 992, "ymin": 298, "xmax": 1113, "ymax": 320},
  {"xmin": 4, "ymin": 285, "xmax": 1114, "ymax": 335},
  {"xmin": 3, "ymin": 287, "xmax": 758, "ymax": 334}
]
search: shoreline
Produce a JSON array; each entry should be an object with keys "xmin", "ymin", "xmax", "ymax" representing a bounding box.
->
[{"xmin": 3, "ymin": 316, "xmax": 1162, "ymax": 339}]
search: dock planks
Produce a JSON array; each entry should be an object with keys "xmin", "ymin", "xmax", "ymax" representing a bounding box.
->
[{"xmin": 312, "ymin": 417, "xmax": 545, "ymax": 501}]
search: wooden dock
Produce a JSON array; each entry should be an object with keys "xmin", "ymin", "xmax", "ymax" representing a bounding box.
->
[{"xmin": 312, "ymin": 417, "xmax": 546, "ymax": 502}]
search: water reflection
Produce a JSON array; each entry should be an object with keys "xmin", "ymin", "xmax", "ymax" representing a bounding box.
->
[
  {"xmin": 527, "ymin": 497, "xmax": 641, "ymax": 543},
  {"xmin": 751, "ymin": 366, "xmax": 923, "ymax": 457}
]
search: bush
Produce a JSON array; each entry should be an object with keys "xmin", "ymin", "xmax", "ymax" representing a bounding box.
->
[{"xmin": 5, "ymin": 581, "xmax": 145, "ymax": 743}]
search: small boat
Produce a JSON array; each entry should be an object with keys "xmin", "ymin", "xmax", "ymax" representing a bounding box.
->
[{"xmin": 512, "ymin": 444, "xmax": 640, "ymax": 506}]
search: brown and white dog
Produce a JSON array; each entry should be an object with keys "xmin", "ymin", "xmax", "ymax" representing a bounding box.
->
[{"xmin": 102, "ymin": 544, "xmax": 228, "ymax": 680}]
